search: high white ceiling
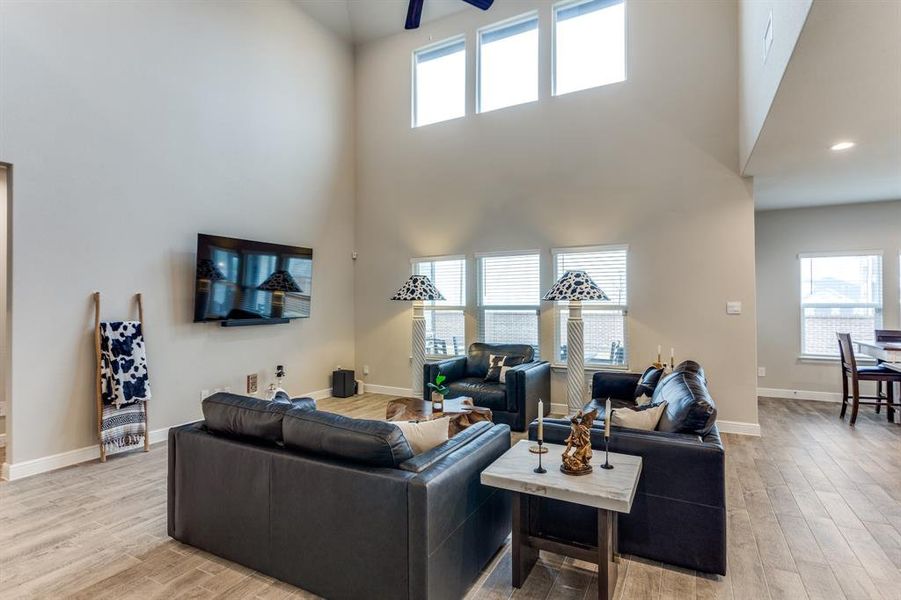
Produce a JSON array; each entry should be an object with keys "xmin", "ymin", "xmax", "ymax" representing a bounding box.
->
[
  {"xmin": 747, "ymin": 0, "xmax": 901, "ymax": 211},
  {"xmin": 295, "ymin": 0, "xmax": 470, "ymax": 45}
]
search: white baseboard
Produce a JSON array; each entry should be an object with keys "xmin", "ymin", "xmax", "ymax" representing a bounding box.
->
[
  {"xmin": 364, "ymin": 384, "xmax": 414, "ymax": 397},
  {"xmin": 1, "ymin": 387, "xmax": 334, "ymax": 482},
  {"xmin": 758, "ymin": 387, "xmax": 842, "ymax": 403},
  {"xmin": 717, "ymin": 420, "xmax": 762, "ymax": 436}
]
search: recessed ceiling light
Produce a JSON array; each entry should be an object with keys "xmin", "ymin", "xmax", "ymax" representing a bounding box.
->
[{"xmin": 830, "ymin": 141, "xmax": 856, "ymax": 151}]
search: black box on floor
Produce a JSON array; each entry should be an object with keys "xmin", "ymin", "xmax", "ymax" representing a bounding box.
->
[{"xmin": 332, "ymin": 369, "xmax": 355, "ymax": 398}]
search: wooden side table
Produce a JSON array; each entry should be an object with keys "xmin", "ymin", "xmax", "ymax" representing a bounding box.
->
[{"xmin": 481, "ymin": 440, "xmax": 642, "ymax": 600}]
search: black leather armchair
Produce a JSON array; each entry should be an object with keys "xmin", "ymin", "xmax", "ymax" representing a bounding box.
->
[
  {"xmin": 424, "ymin": 342, "xmax": 550, "ymax": 432},
  {"xmin": 528, "ymin": 368, "xmax": 726, "ymax": 575}
]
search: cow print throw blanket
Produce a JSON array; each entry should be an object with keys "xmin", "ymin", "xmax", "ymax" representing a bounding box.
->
[
  {"xmin": 99, "ymin": 321, "xmax": 151, "ymax": 453},
  {"xmin": 100, "ymin": 321, "xmax": 151, "ymax": 408}
]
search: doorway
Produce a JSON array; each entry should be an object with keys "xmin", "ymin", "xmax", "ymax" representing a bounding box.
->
[{"xmin": 0, "ymin": 164, "xmax": 9, "ymax": 470}]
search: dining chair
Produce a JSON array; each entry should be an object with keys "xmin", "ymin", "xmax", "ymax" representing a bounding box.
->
[{"xmin": 837, "ymin": 333, "xmax": 901, "ymax": 426}]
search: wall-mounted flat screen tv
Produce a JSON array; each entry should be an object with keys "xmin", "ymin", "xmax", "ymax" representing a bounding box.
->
[{"xmin": 194, "ymin": 234, "xmax": 313, "ymax": 323}]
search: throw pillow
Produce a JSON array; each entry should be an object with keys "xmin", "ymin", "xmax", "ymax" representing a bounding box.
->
[
  {"xmin": 634, "ymin": 366, "xmax": 665, "ymax": 402},
  {"xmin": 499, "ymin": 355, "xmax": 525, "ymax": 383},
  {"xmin": 393, "ymin": 417, "xmax": 450, "ymax": 455},
  {"xmin": 485, "ymin": 354, "xmax": 525, "ymax": 383},
  {"xmin": 610, "ymin": 402, "xmax": 667, "ymax": 431}
]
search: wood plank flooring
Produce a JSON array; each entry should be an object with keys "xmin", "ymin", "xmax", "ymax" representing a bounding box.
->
[{"xmin": 0, "ymin": 395, "xmax": 899, "ymax": 599}]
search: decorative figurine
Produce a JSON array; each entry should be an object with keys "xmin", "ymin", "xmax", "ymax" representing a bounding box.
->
[{"xmin": 560, "ymin": 409, "xmax": 597, "ymax": 476}]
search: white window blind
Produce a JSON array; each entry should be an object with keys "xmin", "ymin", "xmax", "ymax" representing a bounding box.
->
[
  {"xmin": 553, "ymin": 246, "xmax": 628, "ymax": 366},
  {"xmin": 799, "ymin": 252, "xmax": 883, "ymax": 356},
  {"xmin": 413, "ymin": 37, "xmax": 466, "ymax": 127},
  {"xmin": 554, "ymin": 0, "xmax": 626, "ymax": 96},
  {"xmin": 478, "ymin": 13, "xmax": 539, "ymax": 113},
  {"xmin": 478, "ymin": 252, "xmax": 540, "ymax": 352},
  {"xmin": 413, "ymin": 257, "xmax": 466, "ymax": 357}
]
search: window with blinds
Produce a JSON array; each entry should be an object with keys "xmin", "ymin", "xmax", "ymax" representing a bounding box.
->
[
  {"xmin": 554, "ymin": 0, "xmax": 626, "ymax": 96},
  {"xmin": 799, "ymin": 252, "xmax": 883, "ymax": 356},
  {"xmin": 478, "ymin": 13, "xmax": 539, "ymax": 113},
  {"xmin": 553, "ymin": 245, "xmax": 628, "ymax": 367},
  {"xmin": 413, "ymin": 256, "xmax": 466, "ymax": 357},
  {"xmin": 413, "ymin": 37, "xmax": 466, "ymax": 128},
  {"xmin": 478, "ymin": 252, "xmax": 540, "ymax": 352}
]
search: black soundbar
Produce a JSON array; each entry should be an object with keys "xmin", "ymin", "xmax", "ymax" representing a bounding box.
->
[{"xmin": 220, "ymin": 318, "xmax": 289, "ymax": 327}]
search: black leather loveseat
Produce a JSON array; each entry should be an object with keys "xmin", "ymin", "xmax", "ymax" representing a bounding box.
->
[
  {"xmin": 527, "ymin": 361, "xmax": 726, "ymax": 575},
  {"xmin": 168, "ymin": 393, "xmax": 512, "ymax": 600},
  {"xmin": 424, "ymin": 342, "xmax": 550, "ymax": 432}
]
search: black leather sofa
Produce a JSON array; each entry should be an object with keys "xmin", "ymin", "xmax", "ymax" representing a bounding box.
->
[
  {"xmin": 168, "ymin": 393, "xmax": 512, "ymax": 600},
  {"xmin": 527, "ymin": 362, "xmax": 726, "ymax": 575},
  {"xmin": 424, "ymin": 342, "xmax": 550, "ymax": 432}
]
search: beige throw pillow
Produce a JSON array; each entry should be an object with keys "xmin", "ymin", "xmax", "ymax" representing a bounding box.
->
[
  {"xmin": 610, "ymin": 402, "xmax": 667, "ymax": 431},
  {"xmin": 393, "ymin": 417, "xmax": 450, "ymax": 455}
]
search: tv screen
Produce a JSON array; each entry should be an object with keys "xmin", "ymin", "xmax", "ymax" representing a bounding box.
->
[{"xmin": 194, "ymin": 234, "xmax": 313, "ymax": 323}]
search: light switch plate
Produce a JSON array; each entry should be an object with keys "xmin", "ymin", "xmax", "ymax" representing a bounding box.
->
[
  {"xmin": 727, "ymin": 301, "xmax": 742, "ymax": 315},
  {"xmin": 247, "ymin": 374, "xmax": 258, "ymax": 394},
  {"xmin": 758, "ymin": 367, "xmax": 766, "ymax": 377}
]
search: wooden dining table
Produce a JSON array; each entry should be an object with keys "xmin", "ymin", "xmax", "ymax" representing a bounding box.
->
[{"xmin": 856, "ymin": 341, "xmax": 901, "ymax": 372}]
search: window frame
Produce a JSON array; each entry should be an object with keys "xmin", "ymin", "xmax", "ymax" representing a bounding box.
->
[
  {"xmin": 552, "ymin": 0, "xmax": 628, "ymax": 97},
  {"xmin": 476, "ymin": 11, "xmax": 540, "ymax": 115},
  {"xmin": 411, "ymin": 254, "xmax": 467, "ymax": 359},
  {"xmin": 551, "ymin": 244, "xmax": 629, "ymax": 371},
  {"xmin": 411, "ymin": 35, "xmax": 467, "ymax": 128},
  {"xmin": 797, "ymin": 250, "xmax": 884, "ymax": 360},
  {"xmin": 476, "ymin": 250, "xmax": 542, "ymax": 353}
]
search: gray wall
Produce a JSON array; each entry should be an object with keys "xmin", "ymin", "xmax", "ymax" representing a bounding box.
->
[
  {"xmin": 354, "ymin": 0, "xmax": 759, "ymax": 425},
  {"xmin": 738, "ymin": 0, "xmax": 812, "ymax": 170},
  {"xmin": 756, "ymin": 200, "xmax": 901, "ymax": 394},
  {"xmin": 0, "ymin": 1, "xmax": 356, "ymax": 463}
]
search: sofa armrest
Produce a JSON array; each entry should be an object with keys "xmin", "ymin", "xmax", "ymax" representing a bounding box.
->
[
  {"xmin": 505, "ymin": 360, "xmax": 551, "ymax": 415},
  {"xmin": 399, "ymin": 421, "xmax": 493, "ymax": 473},
  {"xmin": 423, "ymin": 356, "xmax": 467, "ymax": 402},
  {"xmin": 592, "ymin": 371, "xmax": 641, "ymax": 401},
  {"xmin": 531, "ymin": 420, "xmax": 724, "ymax": 508},
  {"xmin": 407, "ymin": 424, "xmax": 512, "ymax": 599}
]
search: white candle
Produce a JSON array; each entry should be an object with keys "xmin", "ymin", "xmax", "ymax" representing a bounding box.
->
[
  {"xmin": 537, "ymin": 400, "xmax": 544, "ymax": 441},
  {"xmin": 605, "ymin": 398, "xmax": 611, "ymax": 439}
]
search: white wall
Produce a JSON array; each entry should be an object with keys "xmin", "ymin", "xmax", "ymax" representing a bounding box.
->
[
  {"xmin": 0, "ymin": 1, "xmax": 356, "ymax": 464},
  {"xmin": 756, "ymin": 201, "xmax": 901, "ymax": 395},
  {"xmin": 354, "ymin": 0, "xmax": 759, "ymax": 426},
  {"xmin": 738, "ymin": 0, "xmax": 812, "ymax": 171}
]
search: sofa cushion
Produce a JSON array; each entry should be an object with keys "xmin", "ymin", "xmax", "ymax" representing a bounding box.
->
[
  {"xmin": 448, "ymin": 377, "xmax": 507, "ymax": 411},
  {"xmin": 282, "ymin": 408, "xmax": 414, "ymax": 468},
  {"xmin": 634, "ymin": 366, "xmax": 665, "ymax": 400},
  {"xmin": 466, "ymin": 343, "xmax": 535, "ymax": 378},
  {"xmin": 202, "ymin": 392, "xmax": 293, "ymax": 443},
  {"xmin": 393, "ymin": 417, "xmax": 450, "ymax": 454},
  {"xmin": 652, "ymin": 369, "xmax": 717, "ymax": 435},
  {"xmin": 611, "ymin": 402, "xmax": 667, "ymax": 431}
]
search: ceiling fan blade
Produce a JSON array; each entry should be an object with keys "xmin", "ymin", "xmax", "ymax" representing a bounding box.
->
[
  {"xmin": 460, "ymin": 0, "xmax": 494, "ymax": 10},
  {"xmin": 405, "ymin": 0, "xmax": 425, "ymax": 29}
]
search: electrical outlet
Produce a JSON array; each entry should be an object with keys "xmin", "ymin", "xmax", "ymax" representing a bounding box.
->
[
  {"xmin": 363, "ymin": 365, "xmax": 370, "ymax": 376},
  {"xmin": 758, "ymin": 367, "xmax": 766, "ymax": 377},
  {"xmin": 247, "ymin": 374, "xmax": 258, "ymax": 394}
]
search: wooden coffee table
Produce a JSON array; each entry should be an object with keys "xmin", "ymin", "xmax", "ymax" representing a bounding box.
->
[{"xmin": 386, "ymin": 396, "xmax": 493, "ymax": 436}]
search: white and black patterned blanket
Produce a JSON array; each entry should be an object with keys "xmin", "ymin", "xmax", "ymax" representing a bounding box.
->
[
  {"xmin": 101, "ymin": 402, "xmax": 146, "ymax": 454},
  {"xmin": 99, "ymin": 321, "xmax": 151, "ymax": 408}
]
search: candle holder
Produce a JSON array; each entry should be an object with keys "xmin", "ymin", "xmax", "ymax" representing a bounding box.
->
[
  {"xmin": 529, "ymin": 443, "xmax": 548, "ymax": 454},
  {"xmin": 601, "ymin": 435, "xmax": 614, "ymax": 470},
  {"xmin": 533, "ymin": 440, "xmax": 547, "ymax": 474}
]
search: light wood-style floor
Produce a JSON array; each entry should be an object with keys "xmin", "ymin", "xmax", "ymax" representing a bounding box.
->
[{"xmin": 0, "ymin": 395, "xmax": 899, "ymax": 599}]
